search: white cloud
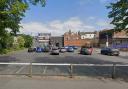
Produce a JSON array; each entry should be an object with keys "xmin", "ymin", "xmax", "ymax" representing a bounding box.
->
[
  {"xmin": 20, "ymin": 17, "xmax": 95, "ymax": 36},
  {"xmin": 88, "ymin": 16, "xmax": 95, "ymax": 20},
  {"xmin": 99, "ymin": 0, "xmax": 116, "ymax": 4},
  {"xmin": 96, "ymin": 19, "xmax": 114, "ymax": 29}
]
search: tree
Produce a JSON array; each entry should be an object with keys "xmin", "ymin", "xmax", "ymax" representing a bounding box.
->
[
  {"xmin": 17, "ymin": 36, "xmax": 25, "ymax": 48},
  {"xmin": 22, "ymin": 35, "xmax": 33, "ymax": 48},
  {"xmin": 0, "ymin": 0, "xmax": 45, "ymax": 35},
  {"xmin": 0, "ymin": 0, "xmax": 45, "ymax": 52},
  {"xmin": 107, "ymin": 0, "xmax": 128, "ymax": 32}
]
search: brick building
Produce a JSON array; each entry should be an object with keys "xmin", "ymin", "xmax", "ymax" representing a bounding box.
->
[
  {"xmin": 64, "ymin": 30, "xmax": 98, "ymax": 47},
  {"xmin": 112, "ymin": 30, "xmax": 128, "ymax": 51},
  {"xmin": 99, "ymin": 29, "xmax": 113, "ymax": 47},
  {"xmin": 99, "ymin": 29, "xmax": 128, "ymax": 50},
  {"xmin": 64, "ymin": 30, "xmax": 80, "ymax": 46}
]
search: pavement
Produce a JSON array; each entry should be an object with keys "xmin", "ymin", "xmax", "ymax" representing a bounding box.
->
[{"xmin": 0, "ymin": 76, "xmax": 128, "ymax": 89}]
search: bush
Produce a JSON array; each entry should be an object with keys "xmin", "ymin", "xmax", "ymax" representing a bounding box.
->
[{"xmin": 0, "ymin": 49, "xmax": 8, "ymax": 54}]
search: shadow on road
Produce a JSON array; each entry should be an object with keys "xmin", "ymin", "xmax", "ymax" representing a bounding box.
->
[
  {"xmin": 0, "ymin": 56, "xmax": 17, "ymax": 62},
  {"xmin": 34, "ymin": 56, "xmax": 124, "ymax": 64}
]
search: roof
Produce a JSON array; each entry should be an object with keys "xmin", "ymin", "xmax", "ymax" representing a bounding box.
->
[
  {"xmin": 38, "ymin": 33, "xmax": 51, "ymax": 36},
  {"xmin": 79, "ymin": 32, "xmax": 96, "ymax": 35}
]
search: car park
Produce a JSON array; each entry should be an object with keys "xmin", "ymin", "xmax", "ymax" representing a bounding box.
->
[
  {"xmin": 51, "ymin": 47, "xmax": 59, "ymax": 55},
  {"xmin": 101, "ymin": 47, "xmax": 119, "ymax": 56},
  {"xmin": 80, "ymin": 46, "xmax": 93, "ymax": 55},
  {"xmin": 67, "ymin": 47, "xmax": 74, "ymax": 52},
  {"xmin": 60, "ymin": 47, "xmax": 66, "ymax": 53}
]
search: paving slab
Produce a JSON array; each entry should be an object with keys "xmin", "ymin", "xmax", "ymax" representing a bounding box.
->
[{"xmin": 0, "ymin": 76, "xmax": 128, "ymax": 89}]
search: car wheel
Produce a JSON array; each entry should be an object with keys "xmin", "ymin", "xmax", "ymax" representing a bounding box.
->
[
  {"xmin": 108, "ymin": 53, "xmax": 112, "ymax": 56},
  {"xmin": 116, "ymin": 54, "xmax": 119, "ymax": 56}
]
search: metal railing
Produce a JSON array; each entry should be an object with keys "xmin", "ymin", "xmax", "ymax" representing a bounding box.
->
[{"xmin": 0, "ymin": 62, "xmax": 128, "ymax": 78}]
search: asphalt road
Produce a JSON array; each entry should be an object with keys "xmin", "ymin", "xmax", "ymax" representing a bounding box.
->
[{"xmin": 0, "ymin": 49, "xmax": 128, "ymax": 78}]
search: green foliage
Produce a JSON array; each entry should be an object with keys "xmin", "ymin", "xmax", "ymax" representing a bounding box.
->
[
  {"xmin": 0, "ymin": 0, "xmax": 45, "ymax": 54},
  {"xmin": 0, "ymin": 0, "xmax": 46, "ymax": 35},
  {"xmin": 17, "ymin": 36, "xmax": 25, "ymax": 48},
  {"xmin": 19, "ymin": 34, "xmax": 33, "ymax": 48},
  {"xmin": 23, "ymin": 35, "xmax": 33, "ymax": 48},
  {"xmin": 107, "ymin": 0, "xmax": 128, "ymax": 32}
]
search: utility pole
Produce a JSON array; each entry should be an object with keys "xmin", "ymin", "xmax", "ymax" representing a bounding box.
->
[{"xmin": 106, "ymin": 35, "xmax": 109, "ymax": 47}]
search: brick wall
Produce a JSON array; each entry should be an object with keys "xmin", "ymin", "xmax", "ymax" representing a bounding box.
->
[{"xmin": 64, "ymin": 31, "xmax": 96, "ymax": 47}]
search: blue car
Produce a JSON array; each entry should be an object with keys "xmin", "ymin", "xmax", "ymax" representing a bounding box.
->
[
  {"xmin": 69, "ymin": 46, "xmax": 78, "ymax": 50},
  {"xmin": 36, "ymin": 47, "xmax": 43, "ymax": 53},
  {"xmin": 67, "ymin": 47, "xmax": 74, "ymax": 52}
]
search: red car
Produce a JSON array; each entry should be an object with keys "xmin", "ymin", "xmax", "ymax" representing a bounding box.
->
[{"xmin": 80, "ymin": 46, "xmax": 93, "ymax": 55}]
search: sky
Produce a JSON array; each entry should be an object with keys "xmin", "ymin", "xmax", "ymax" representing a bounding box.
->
[{"xmin": 20, "ymin": 0, "xmax": 115, "ymax": 36}]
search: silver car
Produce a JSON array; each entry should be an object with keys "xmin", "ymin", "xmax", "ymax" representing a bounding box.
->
[
  {"xmin": 51, "ymin": 48, "xmax": 59, "ymax": 55},
  {"xmin": 60, "ymin": 47, "xmax": 66, "ymax": 53}
]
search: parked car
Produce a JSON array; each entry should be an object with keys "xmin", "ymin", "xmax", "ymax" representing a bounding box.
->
[
  {"xmin": 51, "ymin": 47, "xmax": 59, "ymax": 55},
  {"xmin": 43, "ymin": 47, "xmax": 50, "ymax": 52},
  {"xmin": 28, "ymin": 48, "xmax": 35, "ymax": 52},
  {"xmin": 33, "ymin": 47, "xmax": 37, "ymax": 52},
  {"xmin": 73, "ymin": 46, "xmax": 78, "ymax": 49},
  {"xmin": 64, "ymin": 46, "xmax": 69, "ymax": 49},
  {"xmin": 69, "ymin": 46, "xmax": 78, "ymax": 50},
  {"xmin": 101, "ymin": 47, "xmax": 119, "ymax": 56},
  {"xmin": 36, "ymin": 47, "xmax": 43, "ymax": 53},
  {"xmin": 60, "ymin": 47, "xmax": 66, "ymax": 53},
  {"xmin": 80, "ymin": 46, "xmax": 93, "ymax": 55},
  {"xmin": 67, "ymin": 47, "xmax": 74, "ymax": 52}
]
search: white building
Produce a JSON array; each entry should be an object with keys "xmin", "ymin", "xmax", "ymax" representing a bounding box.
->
[
  {"xmin": 79, "ymin": 32, "xmax": 96, "ymax": 39},
  {"xmin": 37, "ymin": 33, "xmax": 51, "ymax": 47}
]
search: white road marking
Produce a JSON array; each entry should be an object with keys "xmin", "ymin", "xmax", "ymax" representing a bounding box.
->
[
  {"xmin": 15, "ymin": 66, "xmax": 26, "ymax": 74},
  {"xmin": 43, "ymin": 66, "xmax": 47, "ymax": 74}
]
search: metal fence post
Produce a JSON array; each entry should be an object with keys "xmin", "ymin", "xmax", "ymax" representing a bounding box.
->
[
  {"xmin": 70, "ymin": 64, "xmax": 73, "ymax": 78},
  {"xmin": 29, "ymin": 62, "xmax": 32, "ymax": 77},
  {"xmin": 112, "ymin": 64, "xmax": 116, "ymax": 79}
]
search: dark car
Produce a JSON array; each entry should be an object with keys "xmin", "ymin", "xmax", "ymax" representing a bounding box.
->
[
  {"xmin": 67, "ymin": 47, "xmax": 74, "ymax": 52},
  {"xmin": 28, "ymin": 48, "xmax": 35, "ymax": 52},
  {"xmin": 51, "ymin": 47, "xmax": 59, "ymax": 55},
  {"xmin": 43, "ymin": 47, "xmax": 50, "ymax": 52},
  {"xmin": 101, "ymin": 47, "xmax": 119, "ymax": 56},
  {"xmin": 73, "ymin": 46, "xmax": 78, "ymax": 49},
  {"xmin": 80, "ymin": 47, "xmax": 93, "ymax": 55}
]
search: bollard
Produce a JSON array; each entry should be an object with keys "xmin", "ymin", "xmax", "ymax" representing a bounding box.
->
[
  {"xmin": 29, "ymin": 62, "xmax": 32, "ymax": 77},
  {"xmin": 70, "ymin": 64, "xmax": 73, "ymax": 78},
  {"xmin": 112, "ymin": 64, "xmax": 116, "ymax": 79}
]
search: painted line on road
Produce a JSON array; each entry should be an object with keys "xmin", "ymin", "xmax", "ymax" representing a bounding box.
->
[
  {"xmin": 43, "ymin": 66, "xmax": 47, "ymax": 74},
  {"xmin": 15, "ymin": 66, "xmax": 26, "ymax": 74}
]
